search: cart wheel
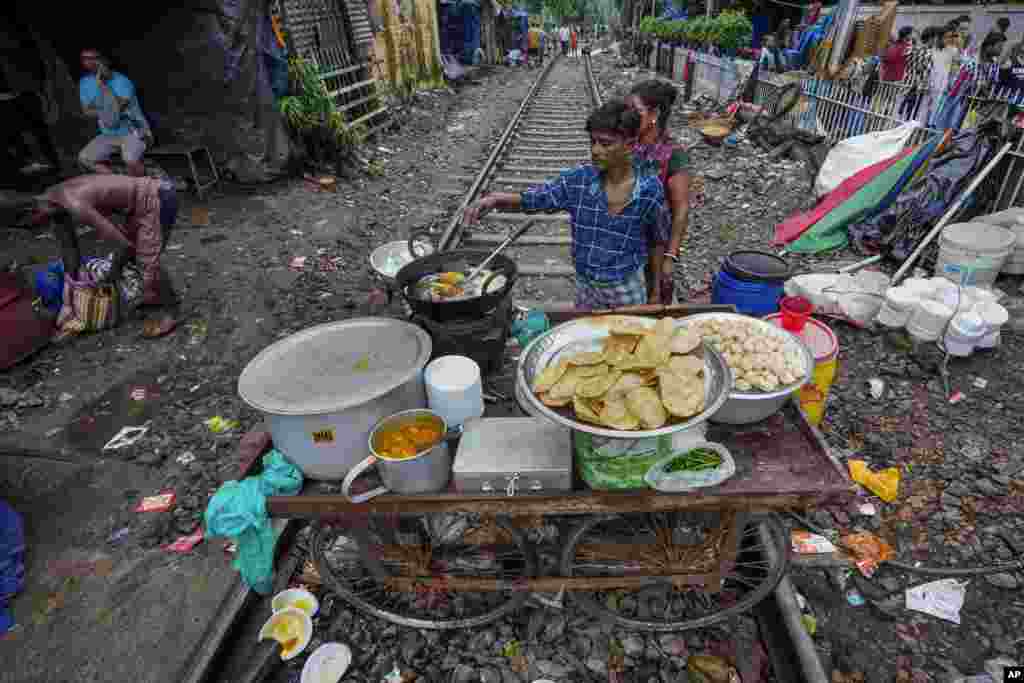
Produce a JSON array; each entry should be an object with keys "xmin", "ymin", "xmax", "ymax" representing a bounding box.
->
[
  {"xmin": 558, "ymin": 512, "xmax": 789, "ymax": 632},
  {"xmin": 313, "ymin": 513, "xmax": 536, "ymax": 630}
]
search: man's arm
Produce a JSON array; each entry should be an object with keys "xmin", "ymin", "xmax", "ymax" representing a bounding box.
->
[
  {"xmin": 464, "ymin": 171, "xmax": 572, "ymax": 224},
  {"xmin": 63, "ymin": 201, "xmax": 133, "ymax": 251}
]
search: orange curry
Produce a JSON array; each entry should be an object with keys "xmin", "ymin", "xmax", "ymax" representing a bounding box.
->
[{"xmin": 375, "ymin": 418, "xmax": 443, "ymax": 460}]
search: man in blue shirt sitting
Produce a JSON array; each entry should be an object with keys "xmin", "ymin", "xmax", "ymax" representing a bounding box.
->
[
  {"xmin": 463, "ymin": 99, "xmax": 670, "ymax": 309},
  {"xmin": 78, "ymin": 48, "xmax": 152, "ymax": 177}
]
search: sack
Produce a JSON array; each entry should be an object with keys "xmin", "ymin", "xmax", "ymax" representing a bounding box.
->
[
  {"xmin": 55, "ymin": 272, "xmax": 120, "ymax": 340},
  {"xmin": 81, "ymin": 257, "xmax": 144, "ymax": 313}
]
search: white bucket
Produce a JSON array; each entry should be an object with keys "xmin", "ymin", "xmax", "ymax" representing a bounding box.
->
[
  {"xmin": 425, "ymin": 355, "xmax": 484, "ymax": 429},
  {"xmin": 1003, "ymin": 219, "xmax": 1024, "ymax": 275},
  {"xmin": 929, "ymin": 279, "xmax": 973, "ymax": 313},
  {"xmin": 935, "ymin": 222, "xmax": 1016, "ymax": 287},
  {"xmin": 976, "ymin": 301, "xmax": 1009, "ymax": 349},
  {"xmin": 943, "ymin": 312, "xmax": 985, "ymax": 357},
  {"xmin": 907, "ymin": 299, "xmax": 952, "ymax": 342}
]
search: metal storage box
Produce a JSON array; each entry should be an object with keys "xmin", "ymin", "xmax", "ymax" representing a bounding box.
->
[{"xmin": 453, "ymin": 418, "xmax": 572, "ymax": 494}]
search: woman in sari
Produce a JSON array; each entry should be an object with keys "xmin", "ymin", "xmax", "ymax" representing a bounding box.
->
[{"xmin": 627, "ymin": 79, "xmax": 691, "ymax": 304}]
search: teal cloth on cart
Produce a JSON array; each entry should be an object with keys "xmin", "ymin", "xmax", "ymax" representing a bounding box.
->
[{"xmin": 204, "ymin": 450, "xmax": 302, "ymax": 594}]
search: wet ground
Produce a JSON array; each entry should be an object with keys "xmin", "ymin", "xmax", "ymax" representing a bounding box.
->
[{"xmin": 1, "ymin": 47, "xmax": 1022, "ymax": 683}]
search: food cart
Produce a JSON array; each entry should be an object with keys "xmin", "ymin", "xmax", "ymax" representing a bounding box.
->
[{"xmin": 262, "ymin": 305, "xmax": 855, "ymax": 632}]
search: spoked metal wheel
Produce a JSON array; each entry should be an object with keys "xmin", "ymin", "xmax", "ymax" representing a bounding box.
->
[
  {"xmin": 313, "ymin": 513, "xmax": 536, "ymax": 629},
  {"xmin": 559, "ymin": 511, "xmax": 789, "ymax": 631}
]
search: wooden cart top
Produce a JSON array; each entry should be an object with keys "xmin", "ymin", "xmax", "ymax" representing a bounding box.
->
[{"xmin": 266, "ymin": 401, "xmax": 855, "ymax": 519}]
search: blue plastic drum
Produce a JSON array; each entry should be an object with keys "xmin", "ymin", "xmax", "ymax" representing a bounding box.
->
[{"xmin": 711, "ymin": 251, "xmax": 792, "ymax": 316}]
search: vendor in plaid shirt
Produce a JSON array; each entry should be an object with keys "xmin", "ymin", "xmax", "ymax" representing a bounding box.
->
[{"xmin": 463, "ymin": 100, "xmax": 669, "ymax": 309}]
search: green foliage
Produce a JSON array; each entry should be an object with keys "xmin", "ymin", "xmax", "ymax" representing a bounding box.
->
[
  {"xmin": 544, "ymin": 0, "xmax": 577, "ymax": 20},
  {"xmin": 637, "ymin": 10, "xmax": 751, "ymax": 50},
  {"xmin": 278, "ymin": 56, "xmax": 366, "ymax": 161}
]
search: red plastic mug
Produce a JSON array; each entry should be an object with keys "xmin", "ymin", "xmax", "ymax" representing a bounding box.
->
[{"xmin": 780, "ymin": 296, "xmax": 813, "ymax": 333}]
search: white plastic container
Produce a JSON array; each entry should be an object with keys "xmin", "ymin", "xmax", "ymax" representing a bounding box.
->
[
  {"xmin": 424, "ymin": 355, "xmax": 484, "ymax": 429},
  {"xmin": 907, "ymin": 300, "xmax": 953, "ymax": 342},
  {"xmin": 902, "ymin": 277, "xmax": 935, "ymax": 300},
  {"xmin": 876, "ymin": 286, "xmax": 918, "ymax": 327},
  {"xmin": 976, "ymin": 301, "xmax": 1009, "ymax": 349},
  {"xmin": 934, "ymin": 222, "xmax": 1016, "ymax": 287},
  {"xmin": 1005, "ymin": 218, "xmax": 1024, "ymax": 275},
  {"xmin": 301, "ymin": 643, "xmax": 352, "ymax": 683},
  {"xmin": 929, "ymin": 278, "xmax": 973, "ymax": 313},
  {"xmin": 974, "ymin": 211, "xmax": 1024, "ymax": 275},
  {"xmin": 943, "ymin": 312, "xmax": 986, "ymax": 356}
]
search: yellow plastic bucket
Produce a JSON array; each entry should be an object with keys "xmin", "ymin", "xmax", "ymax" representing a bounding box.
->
[{"xmin": 765, "ymin": 315, "xmax": 839, "ymax": 426}]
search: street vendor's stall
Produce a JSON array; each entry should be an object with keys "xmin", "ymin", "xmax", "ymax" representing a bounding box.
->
[{"xmin": 246, "ymin": 304, "xmax": 854, "ymax": 633}]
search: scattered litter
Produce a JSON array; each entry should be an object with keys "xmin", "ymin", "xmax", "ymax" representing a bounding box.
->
[
  {"xmin": 186, "ymin": 320, "xmax": 208, "ymax": 346},
  {"xmin": 792, "ymin": 530, "xmax": 837, "ymax": 554},
  {"xmin": 849, "ymin": 460, "xmax": 900, "ymax": 502},
  {"xmin": 224, "ymin": 541, "xmax": 238, "ymax": 555},
  {"xmin": 129, "ymin": 387, "xmax": 147, "ymax": 401},
  {"xmin": 58, "ymin": 393, "xmax": 73, "ymax": 403},
  {"xmin": 289, "ymin": 230, "xmax": 304, "ymax": 236},
  {"xmin": 857, "ymin": 503, "xmax": 877, "ymax": 516},
  {"xmin": 846, "ymin": 588, "xmax": 866, "ymax": 606},
  {"xmin": 315, "ymin": 219, "xmax": 328, "ymax": 227},
  {"xmin": 949, "ymin": 391, "xmax": 966, "ymax": 404},
  {"xmin": 801, "ymin": 614, "xmax": 817, "ymax": 635},
  {"xmin": 686, "ymin": 655, "xmax": 741, "ymax": 683},
  {"xmin": 167, "ymin": 244, "xmax": 184, "ymax": 251},
  {"xmin": 289, "ymin": 256, "xmax": 307, "ymax": 271},
  {"xmin": 107, "ymin": 527, "xmax": 131, "ymax": 544},
  {"xmin": 973, "ymin": 377, "xmax": 988, "ymax": 389},
  {"xmin": 102, "ymin": 422, "xmax": 151, "ymax": 451},
  {"xmin": 841, "ymin": 531, "xmax": 896, "ymax": 577},
  {"xmin": 378, "ymin": 146, "xmax": 394, "ymax": 154},
  {"xmin": 44, "ymin": 427, "xmax": 62, "ymax": 438},
  {"xmin": 191, "ymin": 207, "xmax": 210, "ymax": 226},
  {"xmin": 199, "ymin": 234, "xmax": 226, "ymax": 245},
  {"xmin": 176, "ymin": 451, "xmax": 196, "ymax": 465},
  {"xmin": 905, "ymin": 578, "xmax": 968, "ymax": 624},
  {"xmin": 984, "ymin": 658, "xmax": 1021, "ymax": 680},
  {"xmin": 867, "ymin": 378, "xmax": 885, "ymax": 399},
  {"xmin": 205, "ymin": 416, "xmax": 239, "ymax": 434},
  {"xmin": 165, "ymin": 527, "xmax": 204, "ymax": 553},
  {"xmin": 135, "ymin": 491, "xmax": 176, "ymax": 513}
]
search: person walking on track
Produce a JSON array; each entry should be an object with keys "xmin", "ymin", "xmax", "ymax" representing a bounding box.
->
[{"xmin": 463, "ymin": 100, "xmax": 670, "ymax": 310}]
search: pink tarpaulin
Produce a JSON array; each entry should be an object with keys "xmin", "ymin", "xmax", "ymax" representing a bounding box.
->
[{"xmin": 772, "ymin": 147, "xmax": 914, "ymax": 246}]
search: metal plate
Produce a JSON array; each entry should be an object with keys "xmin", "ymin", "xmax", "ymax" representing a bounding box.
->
[
  {"xmin": 675, "ymin": 313, "xmax": 814, "ymax": 402},
  {"xmin": 515, "ymin": 316, "xmax": 732, "ymax": 439},
  {"xmin": 238, "ymin": 318, "xmax": 431, "ymax": 416}
]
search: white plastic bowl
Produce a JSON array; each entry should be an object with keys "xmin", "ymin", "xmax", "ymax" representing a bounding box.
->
[
  {"xmin": 301, "ymin": 643, "xmax": 353, "ymax": 683},
  {"xmin": 272, "ymin": 588, "xmax": 319, "ymax": 617},
  {"xmin": 258, "ymin": 607, "xmax": 313, "ymax": 661}
]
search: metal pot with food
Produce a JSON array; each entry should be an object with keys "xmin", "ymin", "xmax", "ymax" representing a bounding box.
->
[
  {"xmin": 394, "ymin": 221, "xmax": 535, "ymax": 322},
  {"xmin": 341, "ymin": 409, "xmax": 459, "ymax": 502}
]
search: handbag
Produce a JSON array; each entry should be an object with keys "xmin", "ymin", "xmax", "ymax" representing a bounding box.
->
[{"xmin": 55, "ymin": 272, "xmax": 120, "ymax": 340}]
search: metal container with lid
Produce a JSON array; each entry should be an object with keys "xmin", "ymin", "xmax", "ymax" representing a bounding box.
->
[
  {"xmin": 238, "ymin": 318, "xmax": 432, "ymax": 480},
  {"xmin": 453, "ymin": 418, "xmax": 572, "ymax": 494}
]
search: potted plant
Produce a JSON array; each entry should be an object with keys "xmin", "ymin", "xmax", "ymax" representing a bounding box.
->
[{"xmin": 715, "ymin": 11, "xmax": 753, "ymax": 57}]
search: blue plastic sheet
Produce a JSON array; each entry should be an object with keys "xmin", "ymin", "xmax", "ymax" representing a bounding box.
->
[
  {"xmin": 204, "ymin": 450, "xmax": 302, "ymax": 594},
  {"xmin": 0, "ymin": 500, "xmax": 25, "ymax": 633}
]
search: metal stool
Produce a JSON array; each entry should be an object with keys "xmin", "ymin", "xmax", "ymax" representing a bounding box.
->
[{"xmin": 145, "ymin": 144, "xmax": 219, "ymax": 198}]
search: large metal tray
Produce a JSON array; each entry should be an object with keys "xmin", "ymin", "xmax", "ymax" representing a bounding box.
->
[{"xmin": 515, "ymin": 315, "xmax": 733, "ymax": 439}]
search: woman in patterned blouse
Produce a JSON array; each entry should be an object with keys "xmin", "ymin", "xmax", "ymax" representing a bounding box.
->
[{"xmin": 627, "ymin": 79, "xmax": 690, "ymax": 304}]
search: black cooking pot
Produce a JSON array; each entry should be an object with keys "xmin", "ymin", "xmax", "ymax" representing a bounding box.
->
[{"xmin": 395, "ymin": 249, "xmax": 518, "ymax": 322}]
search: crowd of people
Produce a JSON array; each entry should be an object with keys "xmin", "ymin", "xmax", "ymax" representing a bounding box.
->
[{"xmin": 465, "ymin": 79, "xmax": 690, "ymax": 309}]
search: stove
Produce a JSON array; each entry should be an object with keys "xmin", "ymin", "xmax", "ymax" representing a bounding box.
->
[{"xmin": 412, "ymin": 298, "xmax": 513, "ymax": 376}]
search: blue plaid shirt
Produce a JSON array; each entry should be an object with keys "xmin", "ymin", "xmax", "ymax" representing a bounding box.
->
[{"xmin": 520, "ymin": 165, "xmax": 670, "ymax": 283}]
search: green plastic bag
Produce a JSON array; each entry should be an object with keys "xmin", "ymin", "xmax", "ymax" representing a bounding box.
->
[
  {"xmin": 205, "ymin": 449, "xmax": 303, "ymax": 594},
  {"xmin": 574, "ymin": 430, "xmax": 705, "ymax": 490}
]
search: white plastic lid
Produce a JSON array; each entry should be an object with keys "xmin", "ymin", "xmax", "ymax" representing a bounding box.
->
[
  {"xmin": 426, "ymin": 355, "xmax": 481, "ymax": 391},
  {"xmin": 952, "ymin": 312, "xmax": 986, "ymax": 337},
  {"xmin": 942, "ymin": 222, "xmax": 1016, "ymax": 252},
  {"xmin": 885, "ymin": 286, "xmax": 919, "ymax": 308},
  {"xmin": 238, "ymin": 319, "xmax": 432, "ymax": 416}
]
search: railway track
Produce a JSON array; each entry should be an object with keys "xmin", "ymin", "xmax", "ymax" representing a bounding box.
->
[{"xmin": 438, "ymin": 54, "xmax": 606, "ymax": 307}]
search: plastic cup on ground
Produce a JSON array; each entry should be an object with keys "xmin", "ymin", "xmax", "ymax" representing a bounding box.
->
[{"xmin": 779, "ymin": 296, "xmax": 813, "ymax": 332}]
